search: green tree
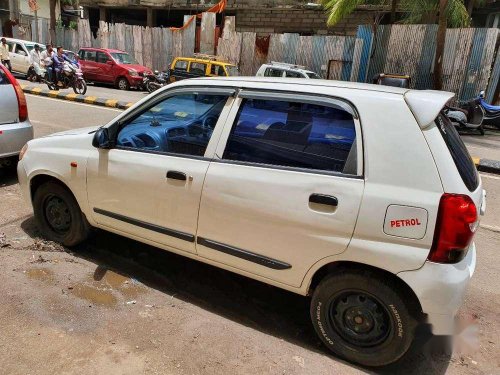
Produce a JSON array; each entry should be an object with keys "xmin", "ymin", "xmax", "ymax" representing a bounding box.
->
[{"xmin": 320, "ymin": 0, "xmax": 477, "ymax": 89}]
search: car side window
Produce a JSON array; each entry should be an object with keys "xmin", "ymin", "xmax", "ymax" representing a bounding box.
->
[
  {"xmin": 285, "ymin": 71, "xmax": 302, "ymax": 78},
  {"xmin": 14, "ymin": 44, "xmax": 26, "ymax": 55},
  {"xmin": 116, "ymin": 93, "xmax": 230, "ymax": 157},
  {"xmin": 264, "ymin": 68, "xmax": 284, "ymax": 77},
  {"xmin": 174, "ymin": 60, "xmax": 188, "ymax": 71},
  {"xmin": 96, "ymin": 52, "xmax": 109, "ymax": 64},
  {"xmin": 223, "ymin": 98, "xmax": 357, "ymax": 174},
  {"xmin": 210, "ymin": 64, "xmax": 226, "ymax": 76},
  {"xmin": 85, "ymin": 51, "xmax": 97, "ymax": 61},
  {"xmin": 189, "ymin": 62, "xmax": 207, "ymax": 76}
]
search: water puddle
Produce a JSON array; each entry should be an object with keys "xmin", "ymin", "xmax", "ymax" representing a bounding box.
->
[
  {"xmin": 25, "ymin": 268, "xmax": 55, "ymax": 283},
  {"xmin": 24, "ymin": 265, "xmax": 145, "ymax": 308},
  {"xmin": 68, "ymin": 269, "xmax": 146, "ymax": 307},
  {"xmin": 70, "ymin": 284, "xmax": 118, "ymax": 307}
]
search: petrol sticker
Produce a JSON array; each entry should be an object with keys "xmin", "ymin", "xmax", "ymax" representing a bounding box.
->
[{"xmin": 384, "ymin": 205, "xmax": 428, "ymax": 240}]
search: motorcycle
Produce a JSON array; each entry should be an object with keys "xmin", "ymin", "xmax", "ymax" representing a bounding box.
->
[
  {"xmin": 143, "ymin": 70, "xmax": 169, "ymax": 93},
  {"xmin": 478, "ymin": 90, "xmax": 500, "ymax": 129},
  {"xmin": 445, "ymin": 97, "xmax": 485, "ymax": 135},
  {"xmin": 46, "ymin": 61, "xmax": 87, "ymax": 95}
]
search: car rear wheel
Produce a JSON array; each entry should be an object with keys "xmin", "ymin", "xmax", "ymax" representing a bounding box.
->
[
  {"xmin": 310, "ymin": 271, "xmax": 417, "ymax": 367},
  {"xmin": 33, "ymin": 181, "xmax": 91, "ymax": 247},
  {"xmin": 116, "ymin": 77, "xmax": 130, "ymax": 91}
]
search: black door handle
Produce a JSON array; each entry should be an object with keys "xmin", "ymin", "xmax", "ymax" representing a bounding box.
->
[
  {"xmin": 167, "ymin": 171, "xmax": 187, "ymax": 181},
  {"xmin": 309, "ymin": 194, "xmax": 338, "ymax": 207}
]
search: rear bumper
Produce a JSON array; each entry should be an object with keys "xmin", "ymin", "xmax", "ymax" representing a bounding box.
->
[
  {"xmin": 0, "ymin": 120, "xmax": 33, "ymax": 159},
  {"xmin": 398, "ymin": 243, "xmax": 476, "ymax": 335}
]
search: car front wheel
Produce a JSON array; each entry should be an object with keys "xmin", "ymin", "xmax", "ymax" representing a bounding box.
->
[
  {"xmin": 33, "ymin": 181, "xmax": 91, "ymax": 247},
  {"xmin": 116, "ymin": 77, "xmax": 130, "ymax": 91},
  {"xmin": 310, "ymin": 271, "xmax": 417, "ymax": 367}
]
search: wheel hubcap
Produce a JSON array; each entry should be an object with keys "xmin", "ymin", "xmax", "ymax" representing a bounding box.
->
[
  {"xmin": 44, "ymin": 195, "xmax": 71, "ymax": 233},
  {"xmin": 329, "ymin": 292, "xmax": 391, "ymax": 348}
]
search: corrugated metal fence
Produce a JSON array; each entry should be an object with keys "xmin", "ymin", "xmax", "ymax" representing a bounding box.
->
[
  {"xmin": 360, "ymin": 24, "xmax": 499, "ymax": 102},
  {"xmin": 24, "ymin": 17, "xmax": 499, "ymax": 102}
]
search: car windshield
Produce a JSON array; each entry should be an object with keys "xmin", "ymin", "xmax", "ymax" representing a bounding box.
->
[
  {"xmin": 225, "ymin": 65, "xmax": 240, "ymax": 76},
  {"xmin": 111, "ymin": 52, "xmax": 136, "ymax": 65},
  {"xmin": 306, "ymin": 72, "xmax": 321, "ymax": 79}
]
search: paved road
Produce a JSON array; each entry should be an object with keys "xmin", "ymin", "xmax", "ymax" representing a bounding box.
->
[
  {"xmin": 461, "ymin": 127, "xmax": 500, "ymax": 161},
  {"xmin": 0, "ymin": 94, "xmax": 499, "ymax": 374},
  {"xmin": 18, "ymin": 77, "xmax": 148, "ymax": 104}
]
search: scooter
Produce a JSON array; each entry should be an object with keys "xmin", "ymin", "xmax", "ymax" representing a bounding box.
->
[
  {"xmin": 143, "ymin": 70, "xmax": 169, "ymax": 93},
  {"xmin": 445, "ymin": 97, "xmax": 485, "ymax": 135},
  {"xmin": 47, "ymin": 61, "xmax": 87, "ymax": 95},
  {"xmin": 479, "ymin": 91, "xmax": 500, "ymax": 129}
]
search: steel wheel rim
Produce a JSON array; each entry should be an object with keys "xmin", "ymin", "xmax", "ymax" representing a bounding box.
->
[
  {"xmin": 327, "ymin": 290, "xmax": 393, "ymax": 348},
  {"xmin": 118, "ymin": 79, "xmax": 128, "ymax": 90},
  {"xmin": 43, "ymin": 194, "xmax": 72, "ymax": 234}
]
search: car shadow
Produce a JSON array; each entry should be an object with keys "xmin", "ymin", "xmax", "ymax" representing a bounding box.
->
[
  {"xmin": 0, "ymin": 166, "xmax": 19, "ymax": 188},
  {"xmin": 19, "ymin": 219, "xmax": 451, "ymax": 374}
]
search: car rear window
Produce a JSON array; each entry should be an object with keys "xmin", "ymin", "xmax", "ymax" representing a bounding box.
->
[{"xmin": 436, "ymin": 112, "xmax": 479, "ymax": 191}]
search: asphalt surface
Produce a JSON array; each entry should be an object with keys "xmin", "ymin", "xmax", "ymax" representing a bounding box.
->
[
  {"xmin": 17, "ymin": 77, "xmax": 148, "ymax": 104},
  {"xmin": 0, "ymin": 93, "xmax": 498, "ymax": 374}
]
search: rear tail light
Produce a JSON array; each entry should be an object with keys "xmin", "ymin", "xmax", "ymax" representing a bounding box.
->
[
  {"xmin": 429, "ymin": 194, "xmax": 478, "ymax": 263},
  {"xmin": 0, "ymin": 64, "xmax": 28, "ymax": 122}
]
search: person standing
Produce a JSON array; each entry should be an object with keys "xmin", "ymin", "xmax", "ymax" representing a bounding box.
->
[{"xmin": 0, "ymin": 38, "xmax": 12, "ymax": 72}]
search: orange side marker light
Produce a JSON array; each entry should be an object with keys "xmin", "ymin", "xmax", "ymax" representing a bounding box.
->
[{"xmin": 70, "ymin": 162, "xmax": 78, "ymax": 168}]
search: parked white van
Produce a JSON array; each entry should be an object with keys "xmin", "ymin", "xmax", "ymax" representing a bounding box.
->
[{"xmin": 3, "ymin": 37, "xmax": 46, "ymax": 76}]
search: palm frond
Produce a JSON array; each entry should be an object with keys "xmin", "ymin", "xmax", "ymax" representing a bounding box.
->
[
  {"xmin": 321, "ymin": 0, "xmax": 364, "ymax": 26},
  {"xmin": 446, "ymin": 0, "xmax": 471, "ymax": 27}
]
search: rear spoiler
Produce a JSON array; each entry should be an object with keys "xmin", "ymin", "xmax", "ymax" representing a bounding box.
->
[{"xmin": 404, "ymin": 90, "xmax": 455, "ymax": 129}]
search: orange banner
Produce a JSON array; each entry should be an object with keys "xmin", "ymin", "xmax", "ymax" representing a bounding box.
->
[{"xmin": 169, "ymin": 0, "xmax": 227, "ymax": 31}]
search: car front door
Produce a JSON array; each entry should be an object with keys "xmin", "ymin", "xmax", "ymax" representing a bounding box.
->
[
  {"xmin": 169, "ymin": 59, "xmax": 189, "ymax": 82},
  {"xmin": 196, "ymin": 91, "xmax": 364, "ymax": 287},
  {"xmin": 86, "ymin": 86, "xmax": 236, "ymax": 254},
  {"xmin": 11, "ymin": 43, "xmax": 29, "ymax": 74}
]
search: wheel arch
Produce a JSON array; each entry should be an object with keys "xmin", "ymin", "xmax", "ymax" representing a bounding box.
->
[
  {"xmin": 29, "ymin": 173, "xmax": 76, "ymax": 203},
  {"xmin": 307, "ymin": 261, "xmax": 423, "ymax": 318}
]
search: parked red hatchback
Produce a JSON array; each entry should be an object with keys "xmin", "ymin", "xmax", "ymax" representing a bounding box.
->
[{"xmin": 77, "ymin": 48, "xmax": 152, "ymax": 90}]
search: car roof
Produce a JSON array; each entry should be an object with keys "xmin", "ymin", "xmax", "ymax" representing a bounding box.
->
[
  {"xmin": 179, "ymin": 77, "xmax": 454, "ymax": 128},
  {"xmin": 79, "ymin": 47, "xmax": 125, "ymax": 54},
  {"xmin": 3, "ymin": 37, "xmax": 39, "ymax": 45},
  {"xmin": 262, "ymin": 64, "xmax": 316, "ymax": 74},
  {"xmin": 175, "ymin": 56, "xmax": 236, "ymax": 66}
]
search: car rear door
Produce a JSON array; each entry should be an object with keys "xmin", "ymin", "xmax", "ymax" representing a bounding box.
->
[
  {"xmin": 87, "ymin": 86, "xmax": 236, "ymax": 254},
  {"xmin": 196, "ymin": 90, "xmax": 364, "ymax": 288},
  {"xmin": 79, "ymin": 50, "xmax": 98, "ymax": 81}
]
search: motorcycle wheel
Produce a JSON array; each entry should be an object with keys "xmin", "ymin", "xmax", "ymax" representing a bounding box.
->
[
  {"xmin": 146, "ymin": 81, "xmax": 157, "ymax": 93},
  {"xmin": 73, "ymin": 80, "xmax": 87, "ymax": 95},
  {"xmin": 27, "ymin": 69, "xmax": 37, "ymax": 82}
]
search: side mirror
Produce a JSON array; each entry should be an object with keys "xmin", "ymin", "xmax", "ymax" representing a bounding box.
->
[
  {"xmin": 479, "ymin": 90, "xmax": 485, "ymax": 99},
  {"xmin": 92, "ymin": 128, "xmax": 112, "ymax": 149},
  {"xmin": 106, "ymin": 60, "xmax": 114, "ymax": 65},
  {"xmin": 19, "ymin": 50, "xmax": 27, "ymax": 56}
]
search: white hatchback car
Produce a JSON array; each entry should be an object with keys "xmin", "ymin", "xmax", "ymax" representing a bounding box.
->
[{"xmin": 17, "ymin": 78, "xmax": 484, "ymax": 367}]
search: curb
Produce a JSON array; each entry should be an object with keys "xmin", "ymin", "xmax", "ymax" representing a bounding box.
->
[
  {"xmin": 21, "ymin": 85, "xmax": 134, "ymax": 110},
  {"xmin": 473, "ymin": 157, "xmax": 500, "ymax": 175}
]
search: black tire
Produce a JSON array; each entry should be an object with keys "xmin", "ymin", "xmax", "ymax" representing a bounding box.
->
[
  {"xmin": 146, "ymin": 80, "xmax": 156, "ymax": 93},
  {"xmin": 310, "ymin": 271, "xmax": 417, "ymax": 367},
  {"xmin": 73, "ymin": 79, "xmax": 87, "ymax": 95},
  {"xmin": 116, "ymin": 77, "xmax": 130, "ymax": 91},
  {"xmin": 33, "ymin": 182, "xmax": 91, "ymax": 247}
]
